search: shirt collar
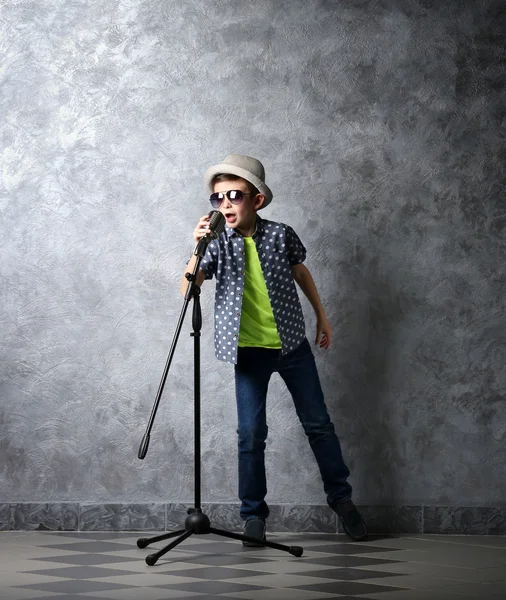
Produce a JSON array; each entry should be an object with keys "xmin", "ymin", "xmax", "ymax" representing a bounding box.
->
[{"xmin": 224, "ymin": 214, "xmax": 264, "ymax": 239}]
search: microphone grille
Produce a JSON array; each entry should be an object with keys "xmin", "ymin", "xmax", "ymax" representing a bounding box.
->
[{"xmin": 208, "ymin": 210, "xmax": 226, "ymax": 238}]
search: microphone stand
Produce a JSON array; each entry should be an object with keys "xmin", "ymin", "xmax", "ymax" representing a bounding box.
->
[{"xmin": 136, "ymin": 235, "xmax": 303, "ymax": 565}]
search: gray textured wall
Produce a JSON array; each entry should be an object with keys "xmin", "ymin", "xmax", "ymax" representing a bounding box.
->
[{"xmin": 1, "ymin": 0, "xmax": 505, "ymax": 512}]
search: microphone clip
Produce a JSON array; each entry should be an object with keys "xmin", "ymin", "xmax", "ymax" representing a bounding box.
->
[{"xmin": 194, "ymin": 236, "xmax": 212, "ymax": 258}]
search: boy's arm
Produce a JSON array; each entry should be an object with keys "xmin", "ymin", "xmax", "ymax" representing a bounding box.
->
[
  {"xmin": 180, "ymin": 213, "xmax": 215, "ymax": 295},
  {"xmin": 291, "ymin": 263, "xmax": 332, "ymax": 350},
  {"xmin": 180, "ymin": 255, "xmax": 206, "ymax": 296}
]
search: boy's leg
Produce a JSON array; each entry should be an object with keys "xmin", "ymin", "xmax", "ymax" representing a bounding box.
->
[
  {"xmin": 276, "ymin": 338, "xmax": 353, "ymax": 506},
  {"xmin": 234, "ymin": 346, "xmax": 277, "ymax": 522}
]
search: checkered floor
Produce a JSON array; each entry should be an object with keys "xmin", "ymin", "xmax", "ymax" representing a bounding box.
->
[{"xmin": 1, "ymin": 530, "xmax": 505, "ymax": 600}]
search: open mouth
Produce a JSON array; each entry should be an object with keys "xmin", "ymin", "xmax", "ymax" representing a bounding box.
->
[{"xmin": 224, "ymin": 212, "xmax": 237, "ymax": 223}]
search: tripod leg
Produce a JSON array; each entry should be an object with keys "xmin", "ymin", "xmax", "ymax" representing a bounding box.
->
[
  {"xmin": 145, "ymin": 529, "xmax": 194, "ymax": 565},
  {"xmin": 137, "ymin": 529, "xmax": 186, "ymax": 549},
  {"xmin": 209, "ymin": 527, "xmax": 303, "ymax": 557}
]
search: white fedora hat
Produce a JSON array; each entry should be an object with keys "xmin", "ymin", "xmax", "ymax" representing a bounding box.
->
[{"xmin": 204, "ymin": 154, "xmax": 273, "ymax": 208}]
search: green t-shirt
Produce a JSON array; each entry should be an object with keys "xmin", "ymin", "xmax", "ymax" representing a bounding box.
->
[{"xmin": 238, "ymin": 237, "xmax": 282, "ymax": 349}]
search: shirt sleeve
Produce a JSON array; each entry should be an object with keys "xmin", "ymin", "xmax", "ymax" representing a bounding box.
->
[
  {"xmin": 285, "ymin": 225, "xmax": 307, "ymax": 266},
  {"xmin": 198, "ymin": 240, "xmax": 219, "ymax": 280}
]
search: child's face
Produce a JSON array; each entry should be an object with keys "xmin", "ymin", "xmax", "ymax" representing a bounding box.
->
[{"xmin": 213, "ymin": 178, "xmax": 263, "ymax": 234}]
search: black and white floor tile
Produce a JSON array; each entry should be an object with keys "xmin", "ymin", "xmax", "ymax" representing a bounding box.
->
[{"xmin": 1, "ymin": 530, "xmax": 505, "ymax": 599}]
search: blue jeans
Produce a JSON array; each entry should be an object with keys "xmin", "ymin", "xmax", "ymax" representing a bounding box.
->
[{"xmin": 234, "ymin": 337, "xmax": 352, "ymax": 521}]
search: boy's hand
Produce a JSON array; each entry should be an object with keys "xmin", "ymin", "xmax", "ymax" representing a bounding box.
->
[
  {"xmin": 193, "ymin": 214, "xmax": 211, "ymax": 244},
  {"xmin": 316, "ymin": 316, "xmax": 332, "ymax": 350}
]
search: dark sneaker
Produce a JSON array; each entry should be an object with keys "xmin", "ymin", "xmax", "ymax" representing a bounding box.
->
[
  {"xmin": 332, "ymin": 500, "xmax": 368, "ymax": 541},
  {"xmin": 242, "ymin": 517, "xmax": 266, "ymax": 547}
]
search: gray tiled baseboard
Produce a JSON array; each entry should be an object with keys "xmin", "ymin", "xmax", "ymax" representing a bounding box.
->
[
  {"xmin": 1, "ymin": 503, "xmax": 505, "ymax": 533},
  {"xmin": 0, "ymin": 503, "xmax": 79, "ymax": 531},
  {"xmin": 424, "ymin": 506, "xmax": 506, "ymax": 535}
]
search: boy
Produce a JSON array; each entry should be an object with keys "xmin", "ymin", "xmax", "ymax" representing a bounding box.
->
[{"xmin": 181, "ymin": 154, "xmax": 367, "ymax": 543}]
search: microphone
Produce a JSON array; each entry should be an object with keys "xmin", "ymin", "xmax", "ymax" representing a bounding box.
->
[
  {"xmin": 203, "ymin": 210, "xmax": 225, "ymax": 241},
  {"xmin": 194, "ymin": 210, "xmax": 225, "ymax": 257}
]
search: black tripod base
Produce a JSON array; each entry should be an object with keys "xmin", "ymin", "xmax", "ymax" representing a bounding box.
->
[{"xmin": 137, "ymin": 508, "xmax": 303, "ymax": 565}]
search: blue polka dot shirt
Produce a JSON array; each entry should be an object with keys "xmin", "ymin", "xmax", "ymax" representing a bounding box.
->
[{"xmin": 199, "ymin": 215, "xmax": 307, "ymax": 364}]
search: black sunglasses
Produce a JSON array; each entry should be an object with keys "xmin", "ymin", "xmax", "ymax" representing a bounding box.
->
[{"xmin": 209, "ymin": 190, "xmax": 251, "ymax": 208}]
